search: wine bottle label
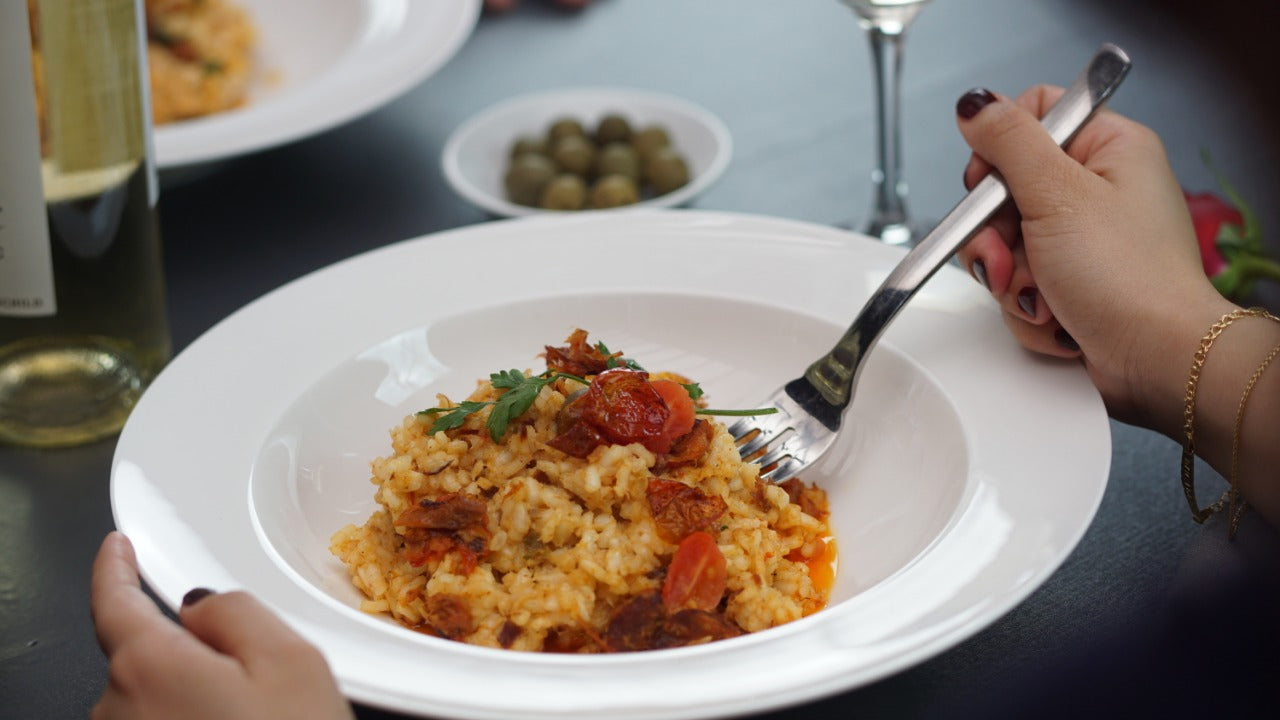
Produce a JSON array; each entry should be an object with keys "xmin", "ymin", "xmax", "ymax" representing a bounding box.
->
[{"xmin": 0, "ymin": 1, "xmax": 57, "ymax": 318}]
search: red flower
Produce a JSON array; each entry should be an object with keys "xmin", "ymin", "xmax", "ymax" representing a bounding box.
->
[
  {"xmin": 1183, "ymin": 190, "xmax": 1240, "ymax": 278},
  {"xmin": 1181, "ymin": 159, "xmax": 1280, "ymax": 300}
]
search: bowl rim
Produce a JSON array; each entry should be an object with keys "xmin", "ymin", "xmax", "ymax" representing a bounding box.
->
[{"xmin": 441, "ymin": 85, "xmax": 734, "ymax": 217}]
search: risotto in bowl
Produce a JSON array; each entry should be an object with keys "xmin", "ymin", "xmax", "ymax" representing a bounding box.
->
[{"xmin": 329, "ymin": 330, "xmax": 834, "ymax": 652}]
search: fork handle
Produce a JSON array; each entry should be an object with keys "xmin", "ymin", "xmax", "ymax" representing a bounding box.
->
[{"xmin": 801, "ymin": 43, "xmax": 1132, "ymax": 410}]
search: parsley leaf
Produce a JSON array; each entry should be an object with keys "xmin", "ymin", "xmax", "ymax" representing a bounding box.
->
[
  {"xmin": 419, "ymin": 370, "xmax": 589, "ymax": 442},
  {"xmin": 486, "ymin": 370, "xmax": 547, "ymax": 440},
  {"xmin": 681, "ymin": 382, "xmax": 704, "ymax": 400},
  {"xmin": 596, "ymin": 340, "xmax": 645, "ymax": 371},
  {"xmin": 417, "ymin": 400, "xmax": 493, "ymax": 433}
]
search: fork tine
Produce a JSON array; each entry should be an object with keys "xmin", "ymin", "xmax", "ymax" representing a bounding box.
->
[
  {"xmin": 759, "ymin": 456, "xmax": 806, "ymax": 484},
  {"xmin": 725, "ymin": 417, "xmax": 756, "ymax": 440},
  {"xmin": 735, "ymin": 426, "xmax": 787, "ymax": 459},
  {"xmin": 752, "ymin": 444, "xmax": 795, "ymax": 472}
]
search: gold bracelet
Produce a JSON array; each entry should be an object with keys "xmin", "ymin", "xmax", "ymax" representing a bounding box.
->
[
  {"xmin": 1226, "ymin": 339, "xmax": 1280, "ymax": 537},
  {"xmin": 1181, "ymin": 307, "xmax": 1279, "ymax": 526}
]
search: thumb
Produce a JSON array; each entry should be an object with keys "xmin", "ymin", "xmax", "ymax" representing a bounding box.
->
[{"xmin": 954, "ymin": 86, "xmax": 1092, "ymax": 218}]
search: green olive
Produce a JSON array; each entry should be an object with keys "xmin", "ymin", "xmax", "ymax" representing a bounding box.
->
[
  {"xmin": 630, "ymin": 125, "xmax": 671, "ymax": 161},
  {"xmin": 504, "ymin": 153, "xmax": 556, "ymax": 207},
  {"xmin": 539, "ymin": 174, "xmax": 587, "ymax": 210},
  {"xmin": 547, "ymin": 117, "xmax": 587, "ymax": 145},
  {"xmin": 644, "ymin": 147, "xmax": 690, "ymax": 196},
  {"xmin": 594, "ymin": 113, "xmax": 632, "ymax": 146},
  {"xmin": 551, "ymin": 135, "xmax": 597, "ymax": 178},
  {"xmin": 590, "ymin": 174, "xmax": 640, "ymax": 209},
  {"xmin": 595, "ymin": 142, "xmax": 640, "ymax": 183},
  {"xmin": 509, "ymin": 135, "xmax": 547, "ymax": 159}
]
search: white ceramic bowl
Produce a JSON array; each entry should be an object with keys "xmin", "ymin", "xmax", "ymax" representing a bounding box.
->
[
  {"xmin": 113, "ymin": 210, "xmax": 1109, "ymax": 720},
  {"xmin": 154, "ymin": 0, "xmax": 481, "ymax": 170},
  {"xmin": 442, "ymin": 87, "xmax": 733, "ymax": 217}
]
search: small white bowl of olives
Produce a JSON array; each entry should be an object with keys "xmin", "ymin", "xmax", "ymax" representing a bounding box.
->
[{"xmin": 442, "ymin": 87, "xmax": 732, "ymax": 216}]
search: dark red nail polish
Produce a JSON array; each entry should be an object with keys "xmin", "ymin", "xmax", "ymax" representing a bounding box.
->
[
  {"xmin": 972, "ymin": 259, "xmax": 989, "ymax": 290},
  {"xmin": 1055, "ymin": 328, "xmax": 1080, "ymax": 352},
  {"xmin": 182, "ymin": 587, "xmax": 215, "ymax": 606},
  {"xmin": 1017, "ymin": 287, "xmax": 1037, "ymax": 318},
  {"xmin": 956, "ymin": 88, "xmax": 997, "ymax": 119}
]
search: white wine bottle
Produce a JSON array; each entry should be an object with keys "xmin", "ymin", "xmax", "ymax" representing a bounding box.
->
[{"xmin": 0, "ymin": 0, "xmax": 170, "ymax": 447}]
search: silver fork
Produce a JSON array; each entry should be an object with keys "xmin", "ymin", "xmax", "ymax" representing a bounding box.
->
[{"xmin": 730, "ymin": 43, "xmax": 1132, "ymax": 483}]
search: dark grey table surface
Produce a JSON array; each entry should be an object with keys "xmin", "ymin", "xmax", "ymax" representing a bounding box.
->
[{"xmin": 4, "ymin": 1, "xmax": 1279, "ymax": 718}]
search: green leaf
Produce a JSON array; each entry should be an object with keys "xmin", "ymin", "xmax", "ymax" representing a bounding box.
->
[
  {"xmin": 418, "ymin": 400, "xmax": 492, "ymax": 433},
  {"xmin": 1201, "ymin": 149, "xmax": 1264, "ymax": 253},
  {"xmin": 682, "ymin": 382, "xmax": 704, "ymax": 400},
  {"xmin": 490, "ymin": 369, "xmax": 528, "ymax": 389},
  {"xmin": 487, "ymin": 379, "xmax": 544, "ymax": 440}
]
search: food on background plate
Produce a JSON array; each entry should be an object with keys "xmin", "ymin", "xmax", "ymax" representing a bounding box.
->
[
  {"xmin": 144, "ymin": 0, "xmax": 256, "ymax": 124},
  {"xmin": 331, "ymin": 330, "xmax": 835, "ymax": 652},
  {"xmin": 27, "ymin": 0, "xmax": 256, "ymax": 130},
  {"xmin": 504, "ymin": 113, "xmax": 692, "ymax": 210}
]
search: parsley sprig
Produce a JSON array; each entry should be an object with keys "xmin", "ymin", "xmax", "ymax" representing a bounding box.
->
[{"xmin": 418, "ymin": 369, "xmax": 587, "ymax": 441}]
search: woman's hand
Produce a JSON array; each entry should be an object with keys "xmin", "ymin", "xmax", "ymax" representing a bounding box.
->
[
  {"xmin": 952, "ymin": 85, "xmax": 1233, "ymax": 433},
  {"xmin": 90, "ymin": 532, "xmax": 354, "ymax": 720}
]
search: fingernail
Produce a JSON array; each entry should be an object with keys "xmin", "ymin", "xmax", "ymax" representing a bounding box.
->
[
  {"xmin": 1055, "ymin": 328, "xmax": 1080, "ymax": 352},
  {"xmin": 971, "ymin": 259, "xmax": 989, "ymax": 290},
  {"xmin": 956, "ymin": 88, "xmax": 997, "ymax": 119},
  {"xmin": 182, "ymin": 588, "xmax": 215, "ymax": 606},
  {"xmin": 1017, "ymin": 287, "xmax": 1038, "ymax": 318}
]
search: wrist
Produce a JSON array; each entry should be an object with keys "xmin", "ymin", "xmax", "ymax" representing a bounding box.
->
[{"xmin": 1123, "ymin": 288, "xmax": 1238, "ymax": 439}]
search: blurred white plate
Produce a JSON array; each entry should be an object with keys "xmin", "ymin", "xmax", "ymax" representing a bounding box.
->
[
  {"xmin": 113, "ymin": 210, "xmax": 1109, "ymax": 720},
  {"xmin": 154, "ymin": 0, "xmax": 481, "ymax": 169},
  {"xmin": 442, "ymin": 87, "xmax": 733, "ymax": 217}
]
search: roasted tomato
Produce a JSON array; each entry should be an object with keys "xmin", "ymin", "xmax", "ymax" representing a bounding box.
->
[
  {"xmin": 662, "ymin": 531, "xmax": 727, "ymax": 613},
  {"xmin": 650, "ymin": 379, "xmax": 696, "ymax": 443},
  {"xmin": 549, "ymin": 368, "xmax": 669, "ymax": 456},
  {"xmin": 422, "ymin": 593, "xmax": 474, "ymax": 641},
  {"xmin": 396, "ymin": 494, "xmax": 490, "ymax": 572},
  {"xmin": 659, "ymin": 419, "xmax": 714, "ymax": 469},
  {"xmin": 646, "ymin": 477, "xmax": 727, "ymax": 543},
  {"xmin": 777, "ymin": 478, "xmax": 830, "ymax": 520}
]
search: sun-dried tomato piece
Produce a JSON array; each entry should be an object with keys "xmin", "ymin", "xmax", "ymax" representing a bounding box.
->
[
  {"xmin": 547, "ymin": 406, "xmax": 610, "ymax": 458},
  {"xmin": 659, "ymin": 419, "xmax": 715, "ymax": 469},
  {"xmin": 396, "ymin": 494, "xmax": 487, "ymax": 530},
  {"xmin": 776, "ymin": 478, "xmax": 830, "ymax": 520},
  {"xmin": 497, "ymin": 620, "xmax": 523, "ymax": 648},
  {"xmin": 542, "ymin": 625, "xmax": 598, "ymax": 653},
  {"xmin": 646, "ymin": 478, "xmax": 727, "ymax": 544},
  {"xmin": 543, "ymin": 328, "xmax": 613, "ymax": 376},
  {"xmin": 422, "ymin": 594, "xmax": 474, "ymax": 641},
  {"xmin": 603, "ymin": 593, "xmax": 665, "ymax": 653},
  {"xmin": 396, "ymin": 494, "xmax": 490, "ymax": 571},
  {"xmin": 652, "ymin": 609, "xmax": 743, "ymax": 649},
  {"xmin": 602, "ymin": 590, "xmax": 743, "ymax": 652}
]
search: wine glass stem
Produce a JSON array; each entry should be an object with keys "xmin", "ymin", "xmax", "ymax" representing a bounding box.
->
[{"xmin": 864, "ymin": 25, "xmax": 911, "ymax": 245}]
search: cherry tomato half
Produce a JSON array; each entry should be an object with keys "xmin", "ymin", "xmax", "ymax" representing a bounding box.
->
[{"xmin": 662, "ymin": 531, "xmax": 727, "ymax": 613}]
